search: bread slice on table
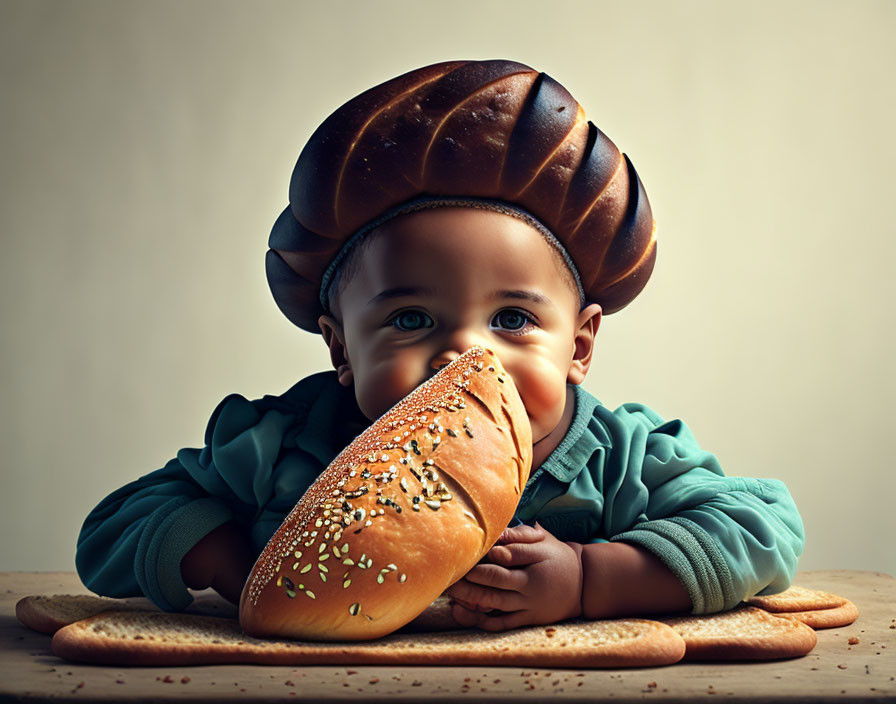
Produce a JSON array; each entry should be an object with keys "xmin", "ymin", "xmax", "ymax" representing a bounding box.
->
[
  {"xmin": 746, "ymin": 585, "xmax": 858, "ymax": 629},
  {"xmin": 774, "ymin": 599, "xmax": 859, "ymax": 629},
  {"xmin": 16, "ymin": 593, "xmax": 238, "ymax": 635},
  {"xmin": 746, "ymin": 585, "xmax": 846, "ymax": 612},
  {"xmin": 662, "ymin": 605, "xmax": 818, "ymax": 660},
  {"xmin": 51, "ymin": 611, "xmax": 687, "ymax": 668},
  {"xmin": 16, "ymin": 595, "xmax": 156, "ymax": 635}
]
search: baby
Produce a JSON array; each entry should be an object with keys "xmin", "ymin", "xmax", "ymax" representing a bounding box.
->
[{"xmin": 76, "ymin": 60, "xmax": 804, "ymax": 632}]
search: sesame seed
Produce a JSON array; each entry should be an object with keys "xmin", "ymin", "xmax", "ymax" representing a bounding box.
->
[
  {"xmin": 349, "ymin": 603, "xmax": 361, "ymax": 616},
  {"xmin": 300, "ymin": 564, "xmax": 312, "ymax": 574},
  {"xmin": 343, "ymin": 579, "xmax": 352, "ymax": 589}
]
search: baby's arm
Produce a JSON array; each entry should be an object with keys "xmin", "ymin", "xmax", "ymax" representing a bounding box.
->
[
  {"xmin": 180, "ymin": 521, "xmax": 254, "ymax": 605},
  {"xmin": 76, "ymin": 391, "xmax": 306, "ymax": 611},
  {"xmin": 448, "ymin": 401, "xmax": 804, "ymax": 630},
  {"xmin": 577, "ymin": 539, "xmax": 691, "ymax": 618},
  {"xmin": 445, "ymin": 523, "xmax": 691, "ymax": 630}
]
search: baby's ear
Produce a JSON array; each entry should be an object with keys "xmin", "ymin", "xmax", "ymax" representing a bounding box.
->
[
  {"xmin": 318, "ymin": 315, "xmax": 353, "ymax": 387},
  {"xmin": 567, "ymin": 303, "xmax": 602, "ymax": 385}
]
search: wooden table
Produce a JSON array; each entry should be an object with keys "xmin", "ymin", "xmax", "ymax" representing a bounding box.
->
[{"xmin": 1, "ymin": 570, "xmax": 893, "ymax": 702}]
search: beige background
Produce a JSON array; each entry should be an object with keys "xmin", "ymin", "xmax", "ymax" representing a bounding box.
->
[{"xmin": 1, "ymin": 1, "xmax": 894, "ymax": 580}]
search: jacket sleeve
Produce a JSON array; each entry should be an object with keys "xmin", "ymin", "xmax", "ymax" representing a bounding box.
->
[
  {"xmin": 601, "ymin": 403, "xmax": 805, "ymax": 614},
  {"xmin": 75, "ymin": 392, "xmax": 308, "ymax": 612}
]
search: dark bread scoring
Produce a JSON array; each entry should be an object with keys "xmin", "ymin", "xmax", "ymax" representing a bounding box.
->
[
  {"xmin": 267, "ymin": 59, "xmax": 656, "ymax": 332},
  {"xmin": 239, "ymin": 346, "xmax": 532, "ymax": 641}
]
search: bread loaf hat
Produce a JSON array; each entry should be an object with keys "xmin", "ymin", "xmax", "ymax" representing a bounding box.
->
[{"xmin": 266, "ymin": 59, "xmax": 656, "ymax": 332}]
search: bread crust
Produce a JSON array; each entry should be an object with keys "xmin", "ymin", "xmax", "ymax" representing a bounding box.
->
[
  {"xmin": 776, "ymin": 599, "xmax": 859, "ymax": 629},
  {"xmin": 51, "ymin": 610, "xmax": 686, "ymax": 668},
  {"xmin": 663, "ymin": 606, "xmax": 818, "ymax": 661},
  {"xmin": 746, "ymin": 584, "xmax": 846, "ymax": 612},
  {"xmin": 239, "ymin": 346, "xmax": 532, "ymax": 641}
]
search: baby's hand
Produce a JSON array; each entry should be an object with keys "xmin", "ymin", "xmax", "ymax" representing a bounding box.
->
[{"xmin": 444, "ymin": 523, "xmax": 583, "ymax": 631}]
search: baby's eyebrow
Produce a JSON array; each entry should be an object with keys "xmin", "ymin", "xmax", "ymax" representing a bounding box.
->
[
  {"xmin": 367, "ymin": 286, "xmax": 431, "ymax": 306},
  {"xmin": 367, "ymin": 287, "xmax": 552, "ymax": 307},
  {"xmin": 492, "ymin": 289, "xmax": 553, "ymax": 306}
]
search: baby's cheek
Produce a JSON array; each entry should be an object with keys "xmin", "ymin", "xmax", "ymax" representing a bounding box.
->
[
  {"xmin": 356, "ymin": 361, "xmax": 423, "ymax": 421},
  {"xmin": 511, "ymin": 361, "xmax": 567, "ymax": 430}
]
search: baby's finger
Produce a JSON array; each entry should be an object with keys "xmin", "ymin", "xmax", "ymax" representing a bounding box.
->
[
  {"xmin": 487, "ymin": 540, "xmax": 548, "ymax": 568},
  {"xmin": 450, "ymin": 601, "xmax": 484, "ymax": 628},
  {"xmin": 444, "ymin": 579, "xmax": 526, "ymax": 614},
  {"xmin": 462, "ymin": 563, "xmax": 526, "ymax": 592},
  {"xmin": 496, "ymin": 523, "xmax": 545, "ymax": 545},
  {"xmin": 473, "ymin": 609, "xmax": 532, "ymax": 633}
]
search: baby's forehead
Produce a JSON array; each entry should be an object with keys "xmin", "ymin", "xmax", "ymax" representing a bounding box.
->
[{"xmin": 336, "ymin": 208, "xmax": 582, "ymax": 314}]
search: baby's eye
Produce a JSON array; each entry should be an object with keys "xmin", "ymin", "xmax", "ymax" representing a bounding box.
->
[
  {"xmin": 492, "ymin": 309, "xmax": 535, "ymax": 333},
  {"xmin": 389, "ymin": 310, "xmax": 434, "ymax": 332}
]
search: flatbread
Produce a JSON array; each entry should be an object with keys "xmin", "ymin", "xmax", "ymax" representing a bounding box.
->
[
  {"xmin": 663, "ymin": 606, "xmax": 818, "ymax": 660},
  {"xmin": 15, "ymin": 595, "xmax": 156, "ymax": 635},
  {"xmin": 50, "ymin": 610, "xmax": 686, "ymax": 668},
  {"xmin": 775, "ymin": 598, "xmax": 859, "ymax": 629},
  {"xmin": 15, "ymin": 593, "xmax": 237, "ymax": 635},
  {"xmin": 746, "ymin": 585, "xmax": 846, "ymax": 612}
]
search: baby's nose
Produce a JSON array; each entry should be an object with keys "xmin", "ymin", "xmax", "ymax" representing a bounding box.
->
[
  {"xmin": 430, "ymin": 341, "xmax": 486, "ymax": 376},
  {"xmin": 430, "ymin": 331, "xmax": 488, "ymax": 375},
  {"xmin": 430, "ymin": 353, "xmax": 458, "ymax": 373}
]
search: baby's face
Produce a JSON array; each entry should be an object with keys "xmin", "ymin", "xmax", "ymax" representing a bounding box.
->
[{"xmin": 318, "ymin": 207, "xmax": 601, "ymax": 455}]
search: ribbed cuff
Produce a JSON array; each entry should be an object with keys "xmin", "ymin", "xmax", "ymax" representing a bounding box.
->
[
  {"xmin": 134, "ymin": 497, "xmax": 233, "ymax": 611},
  {"xmin": 611, "ymin": 516, "xmax": 738, "ymax": 614}
]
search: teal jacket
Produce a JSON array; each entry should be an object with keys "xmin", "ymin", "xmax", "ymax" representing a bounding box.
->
[{"xmin": 76, "ymin": 371, "xmax": 804, "ymax": 615}]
